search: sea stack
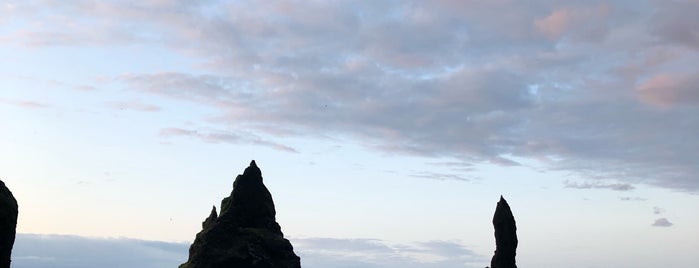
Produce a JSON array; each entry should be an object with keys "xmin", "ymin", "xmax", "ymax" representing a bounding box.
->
[
  {"xmin": 180, "ymin": 161, "xmax": 301, "ymax": 268},
  {"xmin": 491, "ymin": 195, "xmax": 517, "ymax": 268},
  {"xmin": 0, "ymin": 180, "xmax": 18, "ymax": 268}
]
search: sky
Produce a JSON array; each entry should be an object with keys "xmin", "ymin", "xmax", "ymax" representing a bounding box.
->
[{"xmin": 1, "ymin": 0, "xmax": 699, "ymax": 267}]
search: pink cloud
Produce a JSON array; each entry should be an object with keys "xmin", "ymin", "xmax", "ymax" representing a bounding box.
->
[
  {"xmin": 0, "ymin": 99, "xmax": 50, "ymax": 109},
  {"xmin": 535, "ymin": 9, "xmax": 572, "ymax": 38},
  {"xmin": 534, "ymin": 4, "xmax": 610, "ymax": 40},
  {"xmin": 17, "ymin": 101, "xmax": 49, "ymax": 108},
  {"xmin": 636, "ymin": 74, "xmax": 699, "ymax": 107}
]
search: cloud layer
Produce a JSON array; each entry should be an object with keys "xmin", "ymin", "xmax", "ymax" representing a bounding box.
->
[
  {"xmin": 5, "ymin": 1, "xmax": 699, "ymax": 191},
  {"xmin": 12, "ymin": 234, "xmax": 486, "ymax": 268},
  {"xmin": 12, "ymin": 234, "xmax": 189, "ymax": 268}
]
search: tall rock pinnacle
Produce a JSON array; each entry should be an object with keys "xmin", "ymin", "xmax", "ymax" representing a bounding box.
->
[
  {"xmin": 180, "ymin": 161, "xmax": 301, "ymax": 268},
  {"xmin": 0, "ymin": 180, "xmax": 18, "ymax": 268},
  {"xmin": 491, "ymin": 196, "xmax": 517, "ymax": 268}
]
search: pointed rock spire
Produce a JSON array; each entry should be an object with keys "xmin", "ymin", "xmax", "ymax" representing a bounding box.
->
[
  {"xmin": 242, "ymin": 160, "xmax": 262, "ymax": 180},
  {"xmin": 180, "ymin": 161, "xmax": 300, "ymax": 268},
  {"xmin": 0, "ymin": 180, "xmax": 18, "ymax": 268},
  {"xmin": 491, "ymin": 196, "xmax": 517, "ymax": 268},
  {"xmin": 202, "ymin": 206, "xmax": 218, "ymax": 229}
]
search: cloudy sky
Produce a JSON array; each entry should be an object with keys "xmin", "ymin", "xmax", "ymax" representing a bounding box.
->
[{"xmin": 2, "ymin": 0, "xmax": 699, "ymax": 267}]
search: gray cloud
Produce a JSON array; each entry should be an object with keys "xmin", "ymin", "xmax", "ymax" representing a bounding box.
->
[
  {"xmin": 293, "ymin": 237, "xmax": 486, "ymax": 268},
  {"xmin": 415, "ymin": 240, "xmax": 482, "ymax": 260},
  {"xmin": 650, "ymin": 1, "xmax": 699, "ymax": 49},
  {"xmin": 653, "ymin": 207, "xmax": 665, "ymax": 215},
  {"xmin": 9, "ymin": 1, "xmax": 699, "ymax": 192},
  {"xmin": 651, "ymin": 218, "xmax": 673, "ymax": 227},
  {"xmin": 619, "ymin": 197, "xmax": 647, "ymax": 201},
  {"xmin": 12, "ymin": 234, "xmax": 486, "ymax": 268},
  {"xmin": 292, "ymin": 238, "xmax": 394, "ymax": 254},
  {"xmin": 12, "ymin": 234, "xmax": 189, "ymax": 268}
]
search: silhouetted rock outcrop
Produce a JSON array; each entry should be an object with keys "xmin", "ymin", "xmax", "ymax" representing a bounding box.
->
[
  {"xmin": 203, "ymin": 206, "xmax": 218, "ymax": 230},
  {"xmin": 0, "ymin": 180, "xmax": 18, "ymax": 268},
  {"xmin": 491, "ymin": 196, "xmax": 517, "ymax": 268},
  {"xmin": 180, "ymin": 161, "xmax": 301, "ymax": 268}
]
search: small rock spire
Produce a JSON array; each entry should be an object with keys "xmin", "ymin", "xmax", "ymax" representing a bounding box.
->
[
  {"xmin": 202, "ymin": 206, "xmax": 218, "ymax": 229},
  {"xmin": 491, "ymin": 196, "xmax": 517, "ymax": 268}
]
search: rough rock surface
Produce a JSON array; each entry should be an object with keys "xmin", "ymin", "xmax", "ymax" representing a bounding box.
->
[
  {"xmin": 0, "ymin": 180, "xmax": 18, "ymax": 268},
  {"xmin": 180, "ymin": 161, "xmax": 301, "ymax": 268},
  {"xmin": 491, "ymin": 196, "xmax": 517, "ymax": 268}
]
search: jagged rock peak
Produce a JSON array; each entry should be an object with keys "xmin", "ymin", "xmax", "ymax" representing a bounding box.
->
[
  {"xmin": 0, "ymin": 179, "xmax": 18, "ymax": 268},
  {"xmin": 491, "ymin": 195, "xmax": 517, "ymax": 268},
  {"xmin": 243, "ymin": 160, "xmax": 262, "ymax": 179},
  {"xmin": 202, "ymin": 206, "xmax": 218, "ymax": 229},
  {"xmin": 209, "ymin": 206, "xmax": 218, "ymax": 219},
  {"xmin": 180, "ymin": 161, "xmax": 300, "ymax": 268}
]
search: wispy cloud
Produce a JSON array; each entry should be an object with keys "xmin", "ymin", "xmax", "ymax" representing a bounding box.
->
[
  {"xmin": 159, "ymin": 127, "xmax": 298, "ymax": 153},
  {"xmin": 410, "ymin": 171, "xmax": 471, "ymax": 182},
  {"xmin": 619, "ymin": 197, "xmax": 647, "ymax": 202},
  {"xmin": 107, "ymin": 100, "xmax": 161, "ymax": 112},
  {"xmin": 564, "ymin": 180, "xmax": 635, "ymax": 191},
  {"xmin": 0, "ymin": 99, "xmax": 50, "ymax": 109}
]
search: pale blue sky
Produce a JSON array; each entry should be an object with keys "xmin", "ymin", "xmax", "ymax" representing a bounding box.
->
[{"xmin": 2, "ymin": 1, "xmax": 699, "ymax": 267}]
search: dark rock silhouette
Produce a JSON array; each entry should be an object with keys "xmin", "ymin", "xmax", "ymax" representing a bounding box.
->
[
  {"xmin": 0, "ymin": 180, "xmax": 18, "ymax": 268},
  {"xmin": 180, "ymin": 161, "xmax": 301, "ymax": 268},
  {"xmin": 490, "ymin": 195, "xmax": 517, "ymax": 268},
  {"xmin": 202, "ymin": 206, "xmax": 218, "ymax": 230}
]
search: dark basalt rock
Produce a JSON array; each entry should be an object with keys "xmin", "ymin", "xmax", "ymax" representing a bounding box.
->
[
  {"xmin": 180, "ymin": 161, "xmax": 301, "ymax": 268},
  {"xmin": 203, "ymin": 206, "xmax": 218, "ymax": 230},
  {"xmin": 491, "ymin": 196, "xmax": 517, "ymax": 268},
  {"xmin": 0, "ymin": 180, "xmax": 18, "ymax": 268}
]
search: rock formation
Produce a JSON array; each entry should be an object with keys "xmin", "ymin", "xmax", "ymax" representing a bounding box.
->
[
  {"xmin": 0, "ymin": 180, "xmax": 18, "ymax": 268},
  {"xmin": 490, "ymin": 195, "xmax": 517, "ymax": 268},
  {"xmin": 180, "ymin": 161, "xmax": 301, "ymax": 268}
]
